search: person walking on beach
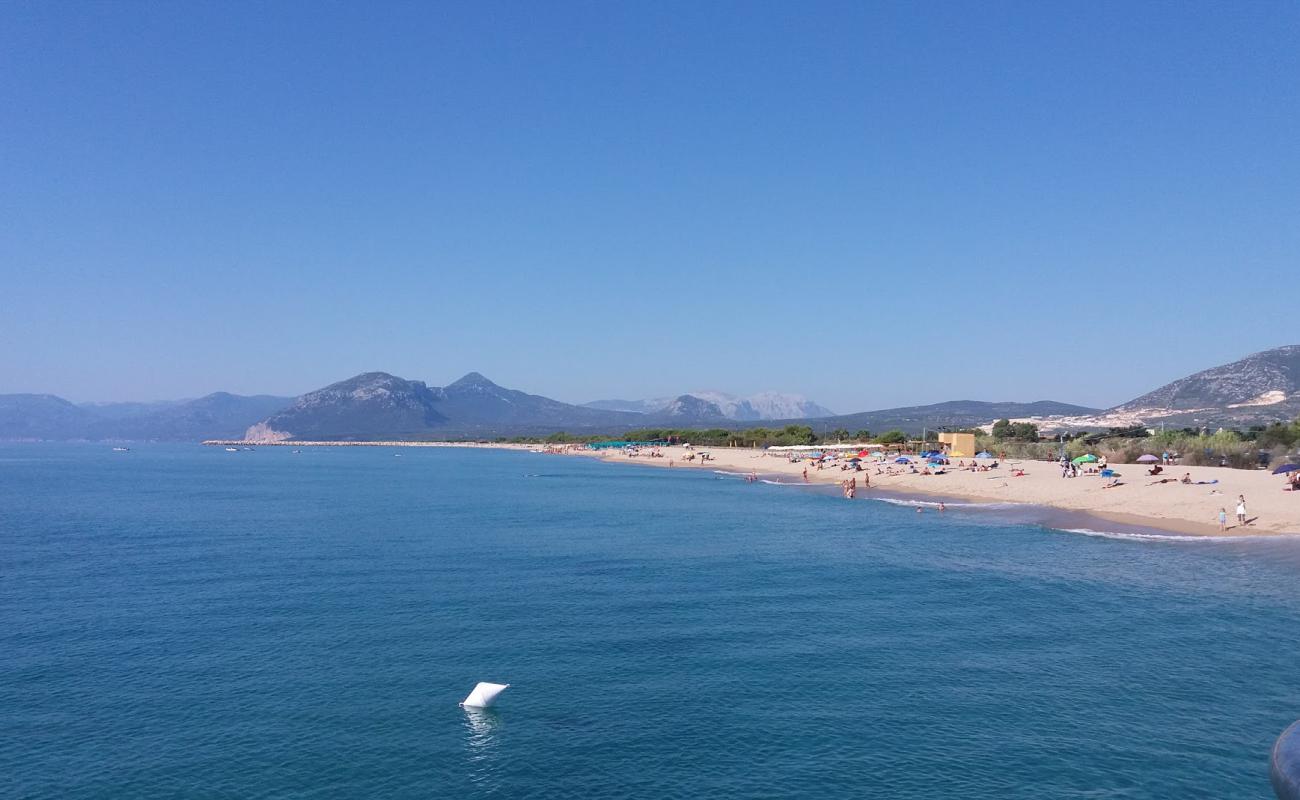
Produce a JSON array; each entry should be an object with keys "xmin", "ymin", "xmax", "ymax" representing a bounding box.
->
[
  {"xmin": 802, "ymin": 467, "xmax": 808, "ymax": 482},
  {"xmin": 1236, "ymin": 496, "xmax": 1247, "ymax": 525},
  {"xmin": 1219, "ymin": 508, "xmax": 1228, "ymax": 532}
]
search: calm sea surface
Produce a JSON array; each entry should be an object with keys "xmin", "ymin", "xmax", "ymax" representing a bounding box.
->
[{"xmin": 3, "ymin": 444, "xmax": 1299, "ymax": 798}]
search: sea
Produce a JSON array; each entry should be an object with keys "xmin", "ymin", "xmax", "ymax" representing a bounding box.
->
[{"xmin": 3, "ymin": 443, "xmax": 1299, "ymax": 799}]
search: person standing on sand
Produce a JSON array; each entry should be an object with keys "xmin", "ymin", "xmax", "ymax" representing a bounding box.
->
[
  {"xmin": 1236, "ymin": 496, "xmax": 1247, "ymax": 525},
  {"xmin": 1219, "ymin": 508, "xmax": 1228, "ymax": 531},
  {"xmin": 802, "ymin": 467, "xmax": 808, "ymax": 482}
]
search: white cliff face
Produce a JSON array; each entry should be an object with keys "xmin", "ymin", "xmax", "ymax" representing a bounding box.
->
[
  {"xmin": 243, "ymin": 422, "xmax": 292, "ymax": 443},
  {"xmin": 1227, "ymin": 390, "xmax": 1287, "ymax": 408}
]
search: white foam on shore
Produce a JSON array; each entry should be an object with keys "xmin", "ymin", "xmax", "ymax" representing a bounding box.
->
[
  {"xmin": 712, "ymin": 470, "xmax": 755, "ymax": 478},
  {"xmin": 874, "ymin": 497, "xmax": 1022, "ymax": 510},
  {"xmin": 1055, "ymin": 527, "xmax": 1298, "ymax": 543}
]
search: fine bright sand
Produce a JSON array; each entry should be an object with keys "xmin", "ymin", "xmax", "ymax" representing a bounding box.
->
[{"xmin": 580, "ymin": 445, "xmax": 1300, "ymax": 537}]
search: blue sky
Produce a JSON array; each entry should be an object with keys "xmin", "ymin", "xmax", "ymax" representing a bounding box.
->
[{"xmin": 2, "ymin": 1, "xmax": 1297, "ymax": 411}]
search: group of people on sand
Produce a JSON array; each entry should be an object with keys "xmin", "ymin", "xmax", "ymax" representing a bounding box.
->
[
  {"xmin": 1060, "ymin": 457, "xmax": 1107, "ymax": 478},
  {"xmin": 956, "ymin": 460, "xmax": 999, "ymax": 472}
]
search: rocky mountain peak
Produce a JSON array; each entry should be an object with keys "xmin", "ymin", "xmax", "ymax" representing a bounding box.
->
[{"xmin": 1114, "ymin": 345, "xmax": 1300, "ymax": 413}]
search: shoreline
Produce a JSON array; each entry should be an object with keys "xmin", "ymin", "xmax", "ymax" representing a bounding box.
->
[
  {"xmin": 203, "ymin": 439, "xmax": 1300, "ymax": 538},
  {"xmin": 572, "ymin": 445, "xmax": 1300, "ymax": 539}
]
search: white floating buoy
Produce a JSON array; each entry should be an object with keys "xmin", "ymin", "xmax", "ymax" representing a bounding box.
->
[{"xmin": 460, "ymin": 682, "xmax": 509, "ymax": 708}]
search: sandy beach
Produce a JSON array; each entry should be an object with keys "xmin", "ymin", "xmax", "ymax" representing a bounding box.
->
[
  {"xmin": 573, "ymin": 445, "xmax": 1300, "ymax": 537},
  {"xmin": 207, "ymin": 439, "xmax": 1300, "ymax": 537}
]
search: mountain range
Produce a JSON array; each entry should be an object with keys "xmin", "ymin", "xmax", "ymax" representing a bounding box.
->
[
  {"xmin": 584, "ymin": 391, "xmax": 834, "ymax": 421},
  {"xmin": 0, "ymin": 393, "xmax": 292, "ymax": 442},
  {"xmin": 2, "ymin": 345, "xmax": 1297, "ymax": 442}
]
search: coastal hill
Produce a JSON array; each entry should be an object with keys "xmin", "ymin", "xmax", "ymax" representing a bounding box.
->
[
  {"xmin": 245, "ymin": 371, "xmax": 652, "ymax": 441},
  {"xmin": 0, "ymin": 394, "xmax": 99, "ymax": 440},
  {"xmin": 771, "ymin": 400, "xmax": 1101, "ymax": 436},
  {"xmin": 997, "ymin": 344, "xmax": 1300, "ymax": 433},
  {"xmin": 1108, "ymin": 344, "xmax": 1300, "ymax": 426},
  {"xmin": 586, "ymin": 390, "xmax": 834, "ymax": 421},
  {"xmin": 0, "ymin": 392, "xmax": 291, "ymax": 441},
  {"xmin": 4, "ymin": 345, "xmax": 1298, "ymax": 442},
  {"xmin": 88, "ymin": 392, "xmax": 292, "ymax": 441},
  {"xmin": 241, "ymin": 374, "xmax": 1097, "ymax": 441}
]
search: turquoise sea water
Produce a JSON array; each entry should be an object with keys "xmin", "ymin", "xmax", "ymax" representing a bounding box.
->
[{"xmin": 3, "ymin": 444, "xmax": 1299, "ymax": 799}]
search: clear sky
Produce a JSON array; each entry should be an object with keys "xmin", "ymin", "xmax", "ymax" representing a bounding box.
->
[{"xmin": 2, "ymin": 1, "xmax": 1297, "ymax": 412}]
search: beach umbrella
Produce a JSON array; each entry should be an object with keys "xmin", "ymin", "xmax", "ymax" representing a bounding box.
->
[
  {"xmin": 895, "ymin": 457, "xmax": 912, "ymax": 464},
  {"xmin": 1072, "ymin": 454, "xmax": 1098, "ymax": 464},
  {"xmin": 974, "ymin": 451, "xmax": 993, "ymax": 459},
  {"xmin": 1136, "ymin": 454, "xmax": 1160, "ymax": 463},
  {"xmin": 1273, "ymin": 463, "xmax": 1299, "ymax": 474}
]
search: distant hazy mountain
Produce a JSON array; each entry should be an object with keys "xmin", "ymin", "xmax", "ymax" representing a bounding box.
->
[
  {"xmin": 0, "ymin": 392, "xmax": 292, "ymax": 441},
  {"xmin": 79, "ymin": 400, "xmax": 181, "ymax": 420},
  {"xmin": 657, "ymin": 394, "xmax": 727, "ymax": 424},
  {"xmin": 1107, "ymin": 345, "xmax": 1300, "ymax": 426},
  {"xmin": 248, "ymin": 373, "xmax": 447, "ymax": 441},
  {"xmin": 246, "ymin": 371, "xmax": 647, "ymax": 441},
  {"xmin": 783, "ymin": 400, "xmax": 1101, "ymax": 436},
  {"xmin": 91, "ymin": 393, "xmax": 293, "ymax": 441},
  {"xmin": 10, "ymin": 345, "xmax": 1297, "ymax": 442},
  {"xmin": 430, "ymin": 372, "xmax": 641, "ymax": 431},
  {"xmin": 584, "ymin": 390, "xmax": 833, "ymax": 421},
  {"xmin": 0, "ymin": 394, "xmax": 98, "ymax": 440}
]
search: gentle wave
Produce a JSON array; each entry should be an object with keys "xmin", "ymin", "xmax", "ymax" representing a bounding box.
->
[
  {"xmin": 873, "ymin": 497, "xmax": 1023, "ymax": 510},
  {"xmin": 713, "ymin": 470, "xmax": 756, "ymax": 477},
  {"xmin": 1058, "ymin": 527, "xmax": 1300, "ymax": 543}
]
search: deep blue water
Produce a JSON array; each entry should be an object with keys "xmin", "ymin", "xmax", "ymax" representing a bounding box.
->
[{"xmin": 3, "ymin": 444, "xmax": 1299, "ymax": 799}]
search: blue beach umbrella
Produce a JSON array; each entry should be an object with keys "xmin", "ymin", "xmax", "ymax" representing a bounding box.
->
[
  {"xmin": 975, "ymin": 451, "xmax": 993, "ymax": 458},
  {"xmin": 895, "ymin": 457, "xmax": 912, "ymax": 464},
  {"xmin": 1273, "ymin": 463, "xmax": 1299, "ymax": 474}
]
